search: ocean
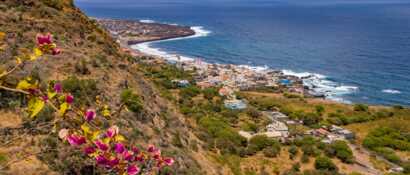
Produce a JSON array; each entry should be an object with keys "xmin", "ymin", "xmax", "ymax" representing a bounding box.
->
[{"xmin": 75, "ymin": 0, "xmax": 410, "ymax": 106}]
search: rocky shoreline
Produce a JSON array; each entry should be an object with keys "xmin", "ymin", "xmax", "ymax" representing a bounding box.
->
[{"xmin": 96, "ymin": 18, "xmax": 195, "ymax": 45}]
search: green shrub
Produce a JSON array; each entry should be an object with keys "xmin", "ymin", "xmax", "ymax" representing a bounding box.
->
[
  {"xmin": 62, "ymin": 76, "xmax": 98, "ymax": 106},
  {"xmin": 248, "ymin": 135, "xmax": 278, "ymax": 151},
  {"xmin": 353, "ymin": 104, "xmax": 368, "ymax": 112},
  {"xmin": 288, "ymin": 145, "xmax": 299, "ymax": 159},
  {"xmin": 263, "ymin": 145, "xmax": 281, "ymax": 157},
  {"xmin": 120, "ymin": 89, "xmax": 143, "ymax": 113},
  {"xmin": 202, "ymin": 87, "xmax": 219, "ymax": 100},
  {"xmin": 315, "ymin": 156, "xmax": 338, "ymax": 171},
  {"xmin": 326, "ymin": 141, "xmax": 354, "ymax": 163}
]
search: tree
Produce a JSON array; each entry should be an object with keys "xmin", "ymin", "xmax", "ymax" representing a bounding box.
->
[
  {"xmin": 315, "ymin": 156, "xmax": 338, "ymax": 171},
  {"xmin": 327, "ymin": 141, "xmax": 354, "ymax": 163}
]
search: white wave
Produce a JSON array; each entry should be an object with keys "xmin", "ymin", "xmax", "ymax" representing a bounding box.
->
[
  {"xmin": 282, "ymin": 69, "xmax": 358, "ymax": 103},
  {"xmin": 139, "ymin": 19, "xmax": 155, "ymax": 23},
  {"xmin": 382, "ymin": 89, "xmax": 401, "ymax": 94},
  {"xmin": 131, "ymin": 25, "xmax": 211, "ymax": 61}
]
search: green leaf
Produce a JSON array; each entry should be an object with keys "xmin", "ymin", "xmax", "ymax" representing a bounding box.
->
[
  {"xmin": 28, "ymin": 98, "xmax": 45, "ymax": 118},
  {"xmin": 59, "ymin": 102, "xmax": 69, "ymax": 116}
]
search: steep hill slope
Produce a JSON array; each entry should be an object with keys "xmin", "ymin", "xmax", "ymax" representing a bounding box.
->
[{"xmin": 0, "ymin": 0, "xmax": 220, "ymax": 174}]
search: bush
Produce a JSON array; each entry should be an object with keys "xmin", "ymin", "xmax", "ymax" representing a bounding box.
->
[
  {"xmin": 315, "ymin": 105, "xmax": 325, "ymax": 115},
  {"xmin": 202, "ymin": 87, "xmax": 219, "ymax": 100},
  {"xmin": 62, "ymin": 76, "xmax": 98, "ymax": 106},
  {"xmin": 288, "ymin": 145, "xmax": 298, "ymax": 159},
  {"xmin": 120, "ymin": 89, "xmax": 143, "ymax": 113},
  {"xmin": 302, "ymin": 112, "xmax": 322, "ymax": 127},
  {"xmin": 354, "ymin": 104, "xmax": 368, "ymax": 112},
  {"xmin": 326, "ymin": 141, "xmax": 354, "ymax": 163},
  {"xmin": 263, "ymin": 144, "xmax": 281, "ymax": 158},
  {"xmin": 180, "ymin": 86, "xmax": 200, "ymax": 99},
  {"xmin": 248, "ymin": 135, "xmax": 278, "ymax": 151},
  {"xmin": 315, "ymin": 156, "xmax": 338, "ymax": 171}
]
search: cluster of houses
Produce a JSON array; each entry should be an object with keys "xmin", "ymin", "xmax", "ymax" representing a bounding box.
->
[
  {"xmin": 238, "ymin": 110, "xmax": 355, "ymax": 145},
  {"xmin": 307, "ymin": 125, "xmax": 355, "ymax": 144},
  {"xmin": 239, "ymin": 111, "xmax": 294, "ymax": 142}
]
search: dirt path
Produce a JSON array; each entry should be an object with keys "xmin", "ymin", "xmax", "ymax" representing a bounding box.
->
[{"xmin": 348, "ymin": 143, "xmax": 383, "ymax": 175}]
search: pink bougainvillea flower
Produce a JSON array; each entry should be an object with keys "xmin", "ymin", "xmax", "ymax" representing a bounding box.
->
[
  {"xmin": 147, "ymin": 145, "xmax": 156, "ymax": 153},
  {"xmin": 36, "ymin": 33, "xmax": 53, "ymax": 45},
  {"xmin": 54, "ymin": 83, "xmax": 62, "ymax": 93},
  {"xmin": 114, "ymin": 143, "xmax": 125, "ymax": 154},
  {"xmin": 135, "ymin": 153, "xmax": 144, "ymax": 162},
  {"xmin": 84, "ymin": 109, "xmax": 96, "ymax": 122},
  {"xmin": 96, "ymin": 155, "xmax": 109, "ymax": 166},
  {"xmin": 52, "ymin": 48, "xmax": 61, "ymax": 55},
  {"xmin": 67, "ymin": 134, "xmax": 86, "ymax": 146},
  {"xmin": 127, "ymin": 165, "xmax": 140, "ymax": 175},
  {"xmin": 163, "ymin": 157, "xmax": 175, "ymax": 166},
  {"xmin": 108, "ymin": 157, "xmax": 120, "ymax": 168},
  {"xmin": 123, "ymin": 150, "xmax": 133, "ymax": 161},
  {"xmin": 95, "ymin": 140, "xmax": 109, "ymax": 151},
  {"xmin": 58, "ymin": 129, "xmax": 69, "ymax": 140},
  {"xmin": 41, "ymin": 95, "xmax": 49, "ymax": 102},
  {"xmin": 83, "ymin": 146, "xmax": 96, "ymax": 155},
  {"xmin": 153, "ymin": 149, "xmax": 161, "ymax": 160},
  {"xmin": 66, "ymin": 94, "xmax": 74, "ymax": 104},
  {"xmin": 131, "ymin": 147, "xmax": 140, "ymax": 154},
  {"xmin": 105, "ymin": 125, "xmax": 119, "ymax": 138}
]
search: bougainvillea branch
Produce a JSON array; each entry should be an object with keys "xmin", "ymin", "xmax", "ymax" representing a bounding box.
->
[{"xmin": 0, "ymin": 33, "xmax": 174, "ymax": 174}]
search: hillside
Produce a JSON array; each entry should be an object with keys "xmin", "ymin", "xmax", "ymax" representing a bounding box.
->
[{"xmin": 0, "ymin": 0, "xmax": 219, "ymax": 174}]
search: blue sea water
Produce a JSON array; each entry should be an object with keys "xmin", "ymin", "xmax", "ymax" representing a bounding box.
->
[{"xmin": 75, "ymin": 0, "xmax": 410, "ymax": 106}]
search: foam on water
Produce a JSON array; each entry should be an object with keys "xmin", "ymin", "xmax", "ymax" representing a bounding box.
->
[
  {"xmin": 282, "ymin": 69, "xmax": 358, "ymax": 103},
  {"xmin": 139, "ymin": 19, "xmax": 156, "ymax": 23},
  {"xmin": 382, "ymin": 89, "xmax": 401, "ymax": 94}
]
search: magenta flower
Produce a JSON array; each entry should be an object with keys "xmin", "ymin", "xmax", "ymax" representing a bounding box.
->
[
  {"xmin": 132, "ymin": 147, "xmax": 140, "ymax": 154},
  {"xmin": 127, "ymin": 165, "xmax": 140, "ymax": 175},
  {"xmin": 108, "ymin": 157, "xmax": 120, "ymax": 168},
  {"xmin": 66, "ymin": 134, "xmax": 86, "ymax": 146},
  {"xmin": 41, "ymin": 95, "xmax": 49, "ymax": 102},
  {"xmin": 66, "ymin": 94, "xmax": 74, "ymax": 104},
  {"xmin": 114, "ymin": 143, "xmax": 125, "ymax": 154},
  {"xmin": 36, "ymin": 33, "xmax": 53, "ymax": 45},
  {"xmin": 84, "ymin": 109, "xmax": 96, "ymax": 122},
  {"xmin": 153, "ymin": 150, "xmax": 161, "ymax": 160},
  {"xmin": 96, "ymin": 155, "xmax": 109, "ymax": 165},
  {"xmin": 147, "ymin": 145, "xmax": 156, "ymax": 153},
  {"xmin": 135, "ymin": 154, "xmax": 144, "ymax": 162},
  {"xmin": 123, "ymin": 151, "xmax": 133, "ymax": 161},
  {"xmin": 95, "ymin": 140, "xmax": 109, "ymax": 151},
  {"xmin": 163, "ymin": 157, "xmax": 175, "ymax": 166},
  {"xmin": 105, "ymin": 125, "xmax": 119, "ymax": 138},
  {"xmin": 52, "ymin": 48, "xmax": 61, "ymax": 55},
  {"xmin": 83, "ymin": 146, "xmax": 96, "ymax": 155},
  {"xmin": 54, "ymin": 83, "xmax": 62, "ymax": 93}
]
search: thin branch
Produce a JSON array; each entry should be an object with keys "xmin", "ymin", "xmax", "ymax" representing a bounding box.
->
[
  {"xmin": 0, "ymin": 63, "xmax": 22, "ymax": 79},
  {"xmin": 0, "ymin": 85, "xmax": 29, "ymax": 94}
]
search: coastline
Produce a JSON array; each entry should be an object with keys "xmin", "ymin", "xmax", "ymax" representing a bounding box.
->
[{"xmin": 98, "ymin": 18, "xmax": 358, "ymax": 104}]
